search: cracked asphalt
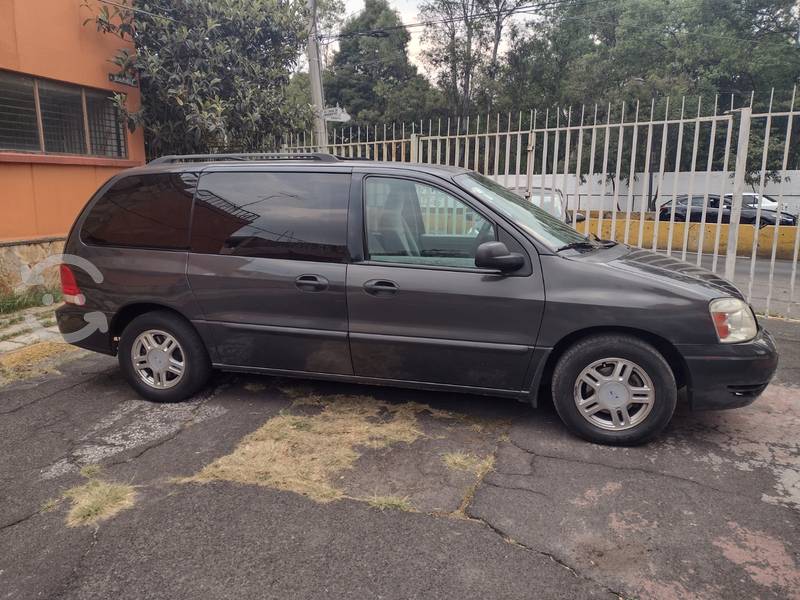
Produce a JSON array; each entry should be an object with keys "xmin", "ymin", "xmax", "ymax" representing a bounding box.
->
[{"xmin": 1, "ymin": 317, "xmax": 799, "ymax": 600}]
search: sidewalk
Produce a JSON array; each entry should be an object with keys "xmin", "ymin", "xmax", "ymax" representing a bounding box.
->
[{"xmin": 0, "ymin": 305, "xmax": 60, "ymax": 353}]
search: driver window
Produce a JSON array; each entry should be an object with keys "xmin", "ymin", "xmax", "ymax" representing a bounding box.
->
[{"xmin": 364, "ymin": 177, "xmax": 496, "ymax": 268}]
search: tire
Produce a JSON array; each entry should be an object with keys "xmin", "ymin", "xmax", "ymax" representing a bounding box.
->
[
  {"xmin": 118, "ymin": 310, "xmax": 211, "ymax": 402},
  {"xmin": 550, "ymin": 334, "xmax": 677, "ymax": 446}
]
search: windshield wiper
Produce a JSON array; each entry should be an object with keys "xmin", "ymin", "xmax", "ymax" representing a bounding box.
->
[
  {"xmin": 555, "ymin": 241, "xmax": 599, "ymax": 252},
  {"xmin": 556, "ymin": 239, "xmax": 617, "ymax": 253}
]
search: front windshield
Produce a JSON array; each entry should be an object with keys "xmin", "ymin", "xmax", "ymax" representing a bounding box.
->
[{"xmin": 454, "ymin": 173, "xmax": 589, "ymax": 249}]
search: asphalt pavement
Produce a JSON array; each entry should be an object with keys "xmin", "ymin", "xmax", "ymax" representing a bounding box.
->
[{"xmin": 1, "ymin": 317, "xmax": 798, "ymax": 600}]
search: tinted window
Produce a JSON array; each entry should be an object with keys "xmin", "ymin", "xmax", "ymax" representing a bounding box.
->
[
  {"xmin": 82, "ymin": 173, "xmax": 195, "ymax": 248},
  {"xmin": 191, "ymin": 171, "xmax": 349, "ymax": 262},
  {"xmin": 365, "ymin": 177, "xmax": 496, "ymax": 268}
]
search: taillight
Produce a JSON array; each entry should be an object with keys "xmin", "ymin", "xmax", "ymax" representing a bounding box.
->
[{"xmin": 60, "ymin": 264, "xmax": 86, "ymax": 306}]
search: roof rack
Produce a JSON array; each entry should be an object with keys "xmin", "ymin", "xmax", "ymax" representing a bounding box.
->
[{"xmin": 148, "ymin": 152, "xmax": 340, "ymax": 165}]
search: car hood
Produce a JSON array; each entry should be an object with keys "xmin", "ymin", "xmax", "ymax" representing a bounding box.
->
[{"xmin": 598, "ymin": 246, "xmax": 744, "ymax": 299}]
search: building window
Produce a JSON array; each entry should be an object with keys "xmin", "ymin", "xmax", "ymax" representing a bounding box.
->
[
  {"xmin": 0, "ymin": 70, "xmax": 128, "ymax": 158},
  {"xmin": 0, "ymin": 71, "xmax": 39, "ymax": 152}
]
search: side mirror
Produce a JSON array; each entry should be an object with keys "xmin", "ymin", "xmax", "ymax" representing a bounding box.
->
[{"xmin": 475, "ymin": 241, "xmax": 524, "ymax": 273}]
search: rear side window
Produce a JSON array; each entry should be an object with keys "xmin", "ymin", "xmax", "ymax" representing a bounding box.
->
[
  {"xmin": 81, "ymin": 173, "xmax": 196, "ymax": 249},
  {"xmin": 191, "ymin": 171, "xmax": 350, "ymax": 262}
]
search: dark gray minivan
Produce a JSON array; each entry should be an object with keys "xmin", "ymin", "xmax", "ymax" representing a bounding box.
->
[{"xmin": 56, "ymin": 153, "xmax": 778, "ymax": 445}]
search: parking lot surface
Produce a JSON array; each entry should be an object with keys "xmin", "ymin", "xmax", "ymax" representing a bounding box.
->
[{"xmin": 1, "ymin": 318, "xmax": 798, "ymax": 599}]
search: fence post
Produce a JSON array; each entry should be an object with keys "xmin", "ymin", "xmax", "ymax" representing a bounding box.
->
[
  {"xmin": 724, "ymin": 107, "xmax": 751, "ymax": 282},
  {"xmin": 410, "ymin": 133, "xmax": 419, "ymax": 162}
]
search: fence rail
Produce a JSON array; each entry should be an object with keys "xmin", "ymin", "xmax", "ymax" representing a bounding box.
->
[{"xmin": 284, "ymin": 89, "xmax": 800, "ymax": 319}]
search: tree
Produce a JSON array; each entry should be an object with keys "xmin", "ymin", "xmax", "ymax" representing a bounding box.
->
[
  {"xmin": 497, "ymin": 0, "xmax": 800, "ymax": 111},
  {"xmin": 419, "ymin": 0, "xmax": 490, "ymax": 117},
  {"xmin": 84, "ymin": 0, "xmax": 307, "ymax": 157},
  {"xmin": 477, "ymin": 0, "xmax": 529, "ymax": 112},
  {"xmin": 324, "ymin": 0, "xmax": 442, "ymax": 126}
]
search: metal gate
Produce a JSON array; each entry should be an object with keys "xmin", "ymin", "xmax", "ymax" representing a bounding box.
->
[{"xmin": 284, "ymin": 90, "xmax": 800, "ymax": 319}]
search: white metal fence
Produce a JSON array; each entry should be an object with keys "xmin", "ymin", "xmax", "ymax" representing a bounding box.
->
[{"xmin": 284, "ymin": 90, "xmax": 800, "ymax": 319}]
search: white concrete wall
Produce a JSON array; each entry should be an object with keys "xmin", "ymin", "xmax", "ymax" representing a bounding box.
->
[{"xmin": 496, "ymin": 170, "xmax": 800, "ymax": 215}]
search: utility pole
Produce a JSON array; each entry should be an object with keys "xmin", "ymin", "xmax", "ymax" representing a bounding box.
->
[{"xmin": 307, "ymin": 0, "xmax": 328, "ymax": 152}]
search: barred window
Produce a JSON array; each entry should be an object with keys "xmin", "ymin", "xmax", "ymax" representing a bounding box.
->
[
  {"xmin": 0, "ymin": 71, "xmax": 39, "ymax": 151},
  {"xmin": 39, "ymin": 80, "xmax": 87, "ymax": 155},
  {"xmin": 0, "ymin": 70, "xmax": 128, "ymax": 158},
  {"xmin": 86, "ymin": 90, "xmax": 128, "ymax": 158}
]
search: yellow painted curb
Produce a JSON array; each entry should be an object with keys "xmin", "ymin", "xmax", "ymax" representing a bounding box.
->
[{"xmin": 577, "ymin": 215, "xmax": 800, "ymax": 260}]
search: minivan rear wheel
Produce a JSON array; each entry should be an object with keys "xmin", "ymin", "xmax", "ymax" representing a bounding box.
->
[
  {"xmin": 551, "ymin": 334, "xmax": 677, "ymax": 446},
  {"xmin": 118, "ymin": 311, "xmax": 211, "ymax": 402}
]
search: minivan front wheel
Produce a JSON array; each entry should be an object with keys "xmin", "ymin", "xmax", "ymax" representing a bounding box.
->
[
  {"xmin": 118, "ymin": 311, "xmax": 211, "ymax": 402},
  {"xmin": 551, "ymin": 334, "xmax": 677, "ymax": 445}
]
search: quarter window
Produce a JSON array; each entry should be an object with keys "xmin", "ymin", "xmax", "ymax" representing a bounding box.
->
[
  {"xmin": 81, "ymin": 173, "xmax": 196, "ymax": 249},
  {"xmin": 364, "ymin": 177, "xmax": 496, "ymax": 268},
  {"xmin": 190, "ymin": 172, "xmax": 350, "ymax": 262}
]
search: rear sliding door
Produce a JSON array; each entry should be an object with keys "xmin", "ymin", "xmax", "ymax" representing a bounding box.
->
[{"xmin": 187, "ymin": 169, "xmax": 353, "ymax": 375}]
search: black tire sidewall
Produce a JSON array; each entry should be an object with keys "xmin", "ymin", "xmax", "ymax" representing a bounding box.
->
[
  {"xmin": 118, "ymin": 311, "xmax": 211, "ymax": 403},
  {"xmin": 551, "ymin": 335, "xmax": 677, "ymax": 446}
]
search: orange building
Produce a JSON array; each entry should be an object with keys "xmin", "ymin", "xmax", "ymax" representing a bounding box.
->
[{"xmin": 0, "ymin": 0, "xmax": 145, "ymax": 261}]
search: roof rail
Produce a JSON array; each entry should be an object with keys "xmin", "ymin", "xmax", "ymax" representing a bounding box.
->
[{"xmin": 148, "ymin": 152, "xmax": 340, "ymax": 165}]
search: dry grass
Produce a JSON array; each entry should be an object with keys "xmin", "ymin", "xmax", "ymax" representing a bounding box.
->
[
  {"xmin": 243, "ymin": 382, "xmax": 267, "ymax": 392},
  {"xmin": 41, "ymin": 497, "xmax": 59, "ymax": 512},
  {"xmin": 442, "ymin": 451, "xmax": 495, "ymax": 475},
  {"xmin": 0, "ymin": 341, "xmax": 80, "ymax": 384},
  {"xmin": 63, "ymin": 478, "xmax": 136, "ymax": 527},
  {"xmin": 80, "ymin": 464, "xmax": 102, "ymax": 478},
  {"xmin": 187, "ymin": 391, "xmax": 449, "ymax": 502},
  {"xmin": 367, "ymin": 495, "xmax": 414, "ymax": 512},
  {"xmin": 452, "ymin": 452, "xmax": 497, "ymax": 519}
]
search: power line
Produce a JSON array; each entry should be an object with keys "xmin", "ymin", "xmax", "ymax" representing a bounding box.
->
[{"xmin": 319, "ymin": 0, "xmax": 616, "ymax": 41}]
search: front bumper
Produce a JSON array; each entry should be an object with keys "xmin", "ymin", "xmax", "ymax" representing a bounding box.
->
[{"xmin": 678, "ymin": 328, "xmax": 779, "ymax": 410}]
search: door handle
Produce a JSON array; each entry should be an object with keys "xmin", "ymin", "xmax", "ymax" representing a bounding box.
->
[
  {"xmin": 363, "ymin": 279, "xmax": 399, "ymax": 296},
  {"xmin": 295, "ymin": 274, "xmax": 329, "ymax": 292}
]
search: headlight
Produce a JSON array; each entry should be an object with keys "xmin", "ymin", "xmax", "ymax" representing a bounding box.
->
[{"xmin": 709, "ymin": 298, "xmax": 757, "ymax": 343}]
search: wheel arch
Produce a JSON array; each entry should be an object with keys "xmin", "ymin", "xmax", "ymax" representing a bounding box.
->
[
  {"xmin": 110, "ymin": 302, "xmax": 195, "ymax": 354},
  {"xmin": 534, "ymin": 326, "xmax": 689, "ymax": 404}
]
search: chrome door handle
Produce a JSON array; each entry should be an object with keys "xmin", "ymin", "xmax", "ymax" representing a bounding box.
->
[
  {"xmin": 295, "ymin": 274, "xmax": 329, "ymax": 292},
  {"xmin": 363, "ymin": 279, "xmax": 399, "ymax": 296}
]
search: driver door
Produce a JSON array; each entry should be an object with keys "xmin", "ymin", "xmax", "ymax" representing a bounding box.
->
[{"xmin": 346, "ymin": 175, "xmax": 545, "ymax": 392}]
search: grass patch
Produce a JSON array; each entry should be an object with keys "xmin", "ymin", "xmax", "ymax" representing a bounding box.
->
[
  {"xmin": 0, "ymin": 342, "xmax": 79, "ymax": 384},
  {"xmin": 63, "ymin": 478, "xmax": 136, "ymax": 527},
  {"xmin": 367, "ymin": 494, "xmax": 414, "ymax": 512},
  {"xmin": 187, "ymin": 391, "xmax": 448, "ymax": 502},
  {"xmin": 442, "ymin": 451, "xmax": 495, "ymax": 475},
  {"xmin": 0, "ymin": 314, "xmax": 25, "ymax": 328},
  {"xmin": 80, "ymin": 464, "xmax": 102, "ymax": 479},
  {"xmin": 243, "ymin": 382, "xmax": 266, "ymax": 392},
  {"xmin": 0, "ymin": 329, "xmax": 27, "ymax": 343},
  {"xmin": 41, "ymin": 497, "xmax": 60, "ymax": 512},
  {"xmin": 39, "ymin": 316, "xmax": 57, "ymax": 328},
  {"xmin": 0, "ymin": 288, "xmax": 61, "ymax": 315}
]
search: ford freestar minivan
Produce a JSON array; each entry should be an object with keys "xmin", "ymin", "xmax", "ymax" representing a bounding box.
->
[{"xmin": 56, "ymin": 153, "xmax": 778, "ymax": 445}]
